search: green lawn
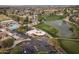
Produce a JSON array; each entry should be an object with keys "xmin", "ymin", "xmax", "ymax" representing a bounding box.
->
[
  {"xmin": 38, "ymin": 14, "xmax": 64, "ymax": 21},
  {"xmin": 46, "ymin": 15, "xmax": 64, "ymax": 21},
  {"xmin": 59, "ymin": 39, "xmax": 79, "ymax": 54},
  {"xmin": 35, "ymin": 23, "xmax": 58, "ymax": 37}
]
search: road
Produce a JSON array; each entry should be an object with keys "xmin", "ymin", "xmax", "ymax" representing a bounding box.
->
[
  {"xmin": 12, "ymin": 38, "xmax": 31, "ymax": 48},
  {"xmin": 0, "ymin": 28, "xmax": 32, "ymax": 48},
  {"xmin": 55, "ymin": 37, "xmax": 79, "ymax": 41},
  {"xmin": 0, "ymin": 29, "xmax": 28, "ymax": 40}
]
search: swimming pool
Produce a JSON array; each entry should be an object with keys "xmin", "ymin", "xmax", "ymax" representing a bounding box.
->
[{"xmin": 9, "ymin": 23, "xmax": 20, "ymax": 30}]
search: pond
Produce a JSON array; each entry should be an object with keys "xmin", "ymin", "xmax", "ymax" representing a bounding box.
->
[
  {"xmin": 44, "ymin": 20, "xmax": 73, "ymax": 38},
  {"xmin": 9, "ymin": 23, "xmax": 20, "ymax": 30},
  {"xmin": 44, "ymin": 20, "xmax": 79, "ymax": 53}
]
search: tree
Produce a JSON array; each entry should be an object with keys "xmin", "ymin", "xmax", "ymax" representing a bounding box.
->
[
  {"xmin": 38, "ymin": 15, "xmax": 45, "ymax": 23},
  {"xmin": 23, "ymin": 16, "xmax": 28, "ymax": 24},
  {"xmin": 17, "ymin": 25, "xmax": 27, "ymax": 33},
  {"xmin": 49, "ymin": 13, "xmax": 54, "ymax": 16},
  {"xmin": 10, "ymin": 46, "xmax": 23, "ymax": 54},
  {"xmin": 41, "ymin": 11, "xmax": 45, "ymax": 14},
  {"xmin": 2, "ymin": 38, "xmax": 14, "ymax": 48}
]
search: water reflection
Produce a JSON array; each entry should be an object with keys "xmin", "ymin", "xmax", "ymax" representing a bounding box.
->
[{"xmin": 45, "ymin": 20, "xmax": 73, "ymax": 38}]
